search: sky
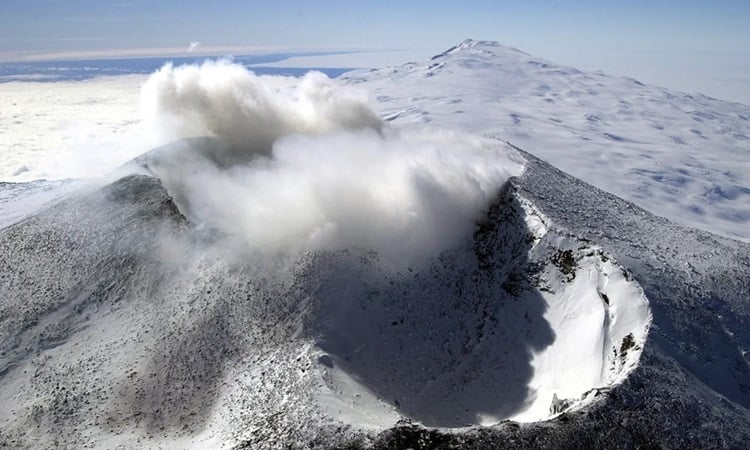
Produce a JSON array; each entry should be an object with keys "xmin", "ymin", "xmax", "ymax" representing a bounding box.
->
[{"xmin": 1, "ymin": 0, "xmax": 749, "ymax": 103}]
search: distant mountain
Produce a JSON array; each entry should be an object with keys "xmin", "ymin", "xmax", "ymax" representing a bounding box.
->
[
  {"xmin": 345, "ymin": 39, "xmax": 750, "ymax": 243},
  {"xmin": 1, "ymin": 41, "xmax": 749, "ymax": 449}
]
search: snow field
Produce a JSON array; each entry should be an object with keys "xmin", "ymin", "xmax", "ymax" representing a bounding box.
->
[{"xmin": 349, "ymin": 39, "xmax": 750, "ymax": 242}]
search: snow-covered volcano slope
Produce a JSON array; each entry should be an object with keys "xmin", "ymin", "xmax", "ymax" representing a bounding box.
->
[
  {"xmin": 0, "ymin": 138, "xmax": 654, "ymax": 448},
  {"xmin": 346, "ymin": 39, "xmax": 750, "ymax": 243},
  {"xmin": 487, "ymin": 146, "xmax": 750, "ymax": 449},
  {"xmin": 1, "ymin": 139, "xmax": 748, "ymax": 449},
  {"xmin": 323, "ymin": 146, "xmax": 750, "ymax": 449}
]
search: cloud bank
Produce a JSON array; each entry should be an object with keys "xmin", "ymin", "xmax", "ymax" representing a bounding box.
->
[{"xmin": 140, "ymin": 61, "xmax": 523, "ymax": 267}]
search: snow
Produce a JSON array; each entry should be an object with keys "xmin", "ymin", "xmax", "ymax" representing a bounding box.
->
[
  {"xmin": 506, "ymin": 201, "xmax": 651, "ymax": 422},
  {"xmin": 0, "ymin": 179, "xmax": 78, "ymax": 229},
  {"xmin": 346, "ymin": 39, "xmax": 750, "ymax": 243},
  {"xmin": 251, "ymin": 48, "xmax": 440, "ymax": 70},
  {"xmin": 0, "ymin": 156, "xmax": 655, "ymax": 447}
]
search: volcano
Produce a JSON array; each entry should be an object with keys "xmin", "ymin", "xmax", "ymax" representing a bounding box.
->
[{"xmin": 1, "ymin": 41, "xmax": 750, "ymax": 449}]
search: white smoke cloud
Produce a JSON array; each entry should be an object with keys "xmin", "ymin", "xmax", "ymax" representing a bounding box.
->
[
  {"xmin": 141, "ymin": 60, "xmax": 382, "ymax": 166},
  {"xmin": 139, "ymin": 61, "xmax": 523, "ymax": 268}
]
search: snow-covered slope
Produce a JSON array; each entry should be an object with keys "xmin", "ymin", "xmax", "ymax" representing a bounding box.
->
[
  {"xmin": 346, "ymin": 39, "xmax": 750, "ymax": 243},
  {"xmin": 0, "ymin": 179, "xmax": 77, "ymax": 229},
  {"xmin": 2, "ymin": 137, "xmax": 749, "ymax": 449},
  {"xmin": 0, "ymin": 138, "xmax": 655, "ymax": 448}
]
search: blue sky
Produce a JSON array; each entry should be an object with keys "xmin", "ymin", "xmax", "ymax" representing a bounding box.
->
[
  {"xmin": 1, "ymin": 0, "xmax": 749, "ymax": 102},
  {"xmin": 2, "ymin": 1, "xmax": 748, "ymax": 53}
]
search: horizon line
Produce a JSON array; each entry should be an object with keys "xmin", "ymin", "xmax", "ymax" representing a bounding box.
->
[{"xmin": 0, "ymin": 44, "xmax": 406, "ymax": 64}]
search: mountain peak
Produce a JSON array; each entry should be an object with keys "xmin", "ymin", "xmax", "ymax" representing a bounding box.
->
[
  {"xmin": 432, "ymin": 38, "xmax": 529, "ymax": 60},
  {"xmin": 456, "ymin": 38, "xmax": 500, "ymax": 49}
]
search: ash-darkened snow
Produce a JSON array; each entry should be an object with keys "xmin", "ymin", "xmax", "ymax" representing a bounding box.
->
[{"xmin": 1, "ymin": 41, "xmax": 749, "ymax": 449}]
